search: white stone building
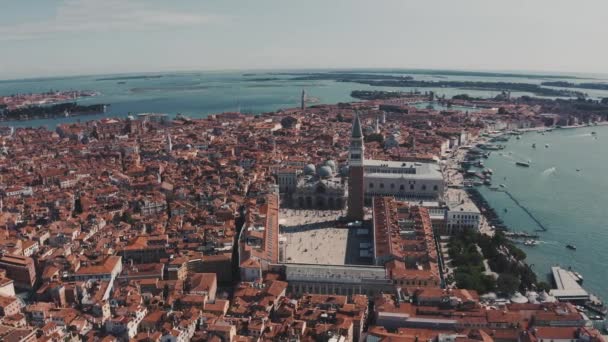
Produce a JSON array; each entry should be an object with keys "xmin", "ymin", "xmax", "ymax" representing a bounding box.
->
[{"xmin": 363, "ymin": 160, "xmax": 444, "ymax": 203}]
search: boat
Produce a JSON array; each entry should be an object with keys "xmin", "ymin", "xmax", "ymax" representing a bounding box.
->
[
  {"xmin": 573, "ymin": 271, "xmax": 584, "ymax": 284},
  {"xmin": 516, "ymin": 136, "xmax": 521, "ymax": 140},
  {"xmin": 483, "ymin": 179, "xmax": 492, "ymax": 186},
  {"xmin": 516, "ymin": 161, "xmax": 531, "ymax": 167},
  {"xmin": 591, "ymin": 131, "xmax": 597, "ymax": 135},
  {"xmin": 532, "ymin": 143, "xmax": 536, "ymax": 148},
  {"xmin": 499, "ymin": 184, "xmax": 507, "ymax": 188},
  {"xmin": 545, "ymin": 144, "xmax": 549, "ymax": 148},
  {"xmin": 504, "ymin": 208, "xmax": 508, "ymax": 213},
  {"xmin": 566, "ymin": 244, "xmax": 577, "ymax": 250},
  {"xmin": 524, "ymin": 240, "xmax": 539, "ymax": 246}
]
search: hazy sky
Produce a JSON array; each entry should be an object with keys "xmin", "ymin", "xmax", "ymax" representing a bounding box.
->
[{"xmin": 1, "ymin": 0, "xmax": 607, "ymax": 79}]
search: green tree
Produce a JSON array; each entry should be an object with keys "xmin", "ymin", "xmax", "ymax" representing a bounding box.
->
[
  {"xmin": 536, "ymin": 281, "xmax": 552, "ymax": 292},
  {"xmin": 481, "ymin": 275, "xmax": 497, "ymax": 293},
  {"xmin": 497, "ymin": 273, "xmax": 521, "ymax": 295}
]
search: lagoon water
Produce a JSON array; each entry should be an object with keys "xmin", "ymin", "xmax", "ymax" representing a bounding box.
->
[
  {"xmin": 2, "ymin": 70, "xmax": 607, "ymax": 128},
  {"xmin": 479, "ymin": 125, "xmax": 608, "ymax": 300}
]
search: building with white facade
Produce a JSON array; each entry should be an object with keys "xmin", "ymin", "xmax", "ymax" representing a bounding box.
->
[
  {"xmin": 363, "ymin": 160, "xmax": 444, "ymax": 203},
  {"xmin": 445, "ymin": 200, "xmax": 481, "ymax": 234}
]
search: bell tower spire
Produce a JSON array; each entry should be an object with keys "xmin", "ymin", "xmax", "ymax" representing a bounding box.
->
[{"xmin": 347, "ymin": 112, "xmax": 365, "ymax": 221}]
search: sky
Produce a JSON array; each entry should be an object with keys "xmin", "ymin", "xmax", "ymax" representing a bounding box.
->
[{"xmin": 1, "ymin": 0, "xmax": 608, "ymax": 79}]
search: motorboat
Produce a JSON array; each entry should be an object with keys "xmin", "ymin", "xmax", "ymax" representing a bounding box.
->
[
  {"xmin": 516, "ymin": 161, "xmax": 531, "ymax": 167},
  {"xmin": 566, "ymin": 244, "xmax": 577, "ymax": 250},
  {"xmin": 573, "ymin": 271, "xmax": 584, "ymax": 284}
]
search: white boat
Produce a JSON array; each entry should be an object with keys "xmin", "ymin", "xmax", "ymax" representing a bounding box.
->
[{"xmin": 524, "ymin": 240, "xmax": 539, "ymax": 246}]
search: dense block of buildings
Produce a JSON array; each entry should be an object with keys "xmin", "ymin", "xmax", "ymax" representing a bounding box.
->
[{"xmin": 0, "ymin": 92, "xmax": 603, "ymax": 341}]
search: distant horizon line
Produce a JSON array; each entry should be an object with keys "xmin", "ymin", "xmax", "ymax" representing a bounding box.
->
[{"xmin": 2, "ymin": 66, "xmax": 608, "ymax": 83}]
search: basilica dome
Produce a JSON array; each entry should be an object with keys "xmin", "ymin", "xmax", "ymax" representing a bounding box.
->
[
  {"xmin": 318, "ymin": 165, "xmax": 333, "ymax": 178},
  {"xmin": 303, "ymin": 164, "xmax": 316, "ymax": 175}
]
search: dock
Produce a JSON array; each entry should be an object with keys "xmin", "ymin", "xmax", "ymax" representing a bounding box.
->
[{"xmin": 550, "ymin": 266, "xmax": 589, "ymax": 302}]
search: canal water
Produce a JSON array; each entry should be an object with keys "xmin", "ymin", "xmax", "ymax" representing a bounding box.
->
[{"xmin": 479, "ymin": 125, "xmax": 608, "ymax": 300}]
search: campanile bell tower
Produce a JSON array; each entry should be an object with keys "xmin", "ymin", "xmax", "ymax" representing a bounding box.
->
[{"xmin": 347, "ymin": 112, "xmax": 365, "ymax": 221}]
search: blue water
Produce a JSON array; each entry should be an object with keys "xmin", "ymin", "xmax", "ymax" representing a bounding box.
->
[
  {"xmin": 3, "ymin": 70, "xmax": 608, "ymax": 129},
  {"xmin": 480, "ymin": 126, "xmax": 608, "ymax": 300}
]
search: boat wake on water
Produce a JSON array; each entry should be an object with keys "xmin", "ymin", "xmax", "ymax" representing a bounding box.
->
[
  {"xmin": 569, "ymin": 133, "xmax": 593, "ymax": 138},
  {"xmin": 541, "ymin": 167, "xmax": 557, "ymax": 175}
]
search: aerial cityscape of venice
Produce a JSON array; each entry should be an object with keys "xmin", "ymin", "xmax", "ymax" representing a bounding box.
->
[{"xmin": 1, "ymin": 1, "xmax": 608, "ymax": 341}]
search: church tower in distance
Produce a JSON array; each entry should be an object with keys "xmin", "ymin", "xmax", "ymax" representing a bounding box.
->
[{"xmin": 347, "ymin": 112, "xmax": 365, "ymax": 221}]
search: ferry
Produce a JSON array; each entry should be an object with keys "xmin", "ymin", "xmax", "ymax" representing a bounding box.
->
[
  {"xmin": 516, "ymin": 161, "xmax": 531, "ymax": 167},
  {"xmin": 566, "ymin": 244, "xmax": 577, "ymax": 250}
]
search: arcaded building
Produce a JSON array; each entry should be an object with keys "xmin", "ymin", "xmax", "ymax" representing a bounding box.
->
[{"xmin": 363, "ymin": 159, "xmax": 444, "ymax": 203}]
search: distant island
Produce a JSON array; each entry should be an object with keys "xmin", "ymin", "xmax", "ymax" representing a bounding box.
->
[
  {"xmin": 96, "ymin": 75, "xmax": 164, "ymax": 81},
  {"xmin": 541, "ymin": 81, "xmax": 608, "ymax": 91},
  {"xmin": 270, "ymin": 69, "xmax": 583, "ymax": 79},
  {"xmin": 0, "ymin": 90, "xmax": 98, "ymax": 110},
  {"xmin": 243, "ymin": 77, "xmax": 281, "ymax": 82},
  {"xmin": 350, "ymin": 90, "xmax": 408, "ymax": 100},
  {"xmin": 268, "ymin": 72, "xmax": 586, "ymax": 98},
  {"xmin": 0, "ymin": 102, "xmax": 107, "ymax": 121},
  {"xmin": 325, "ymin": 69, "xmax": 583, "ymax": 79}
]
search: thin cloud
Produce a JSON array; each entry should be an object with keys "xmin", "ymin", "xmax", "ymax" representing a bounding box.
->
[{"xmin": 0, "ymin": 0, "xmax": 223, "ymax": 41}]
